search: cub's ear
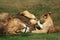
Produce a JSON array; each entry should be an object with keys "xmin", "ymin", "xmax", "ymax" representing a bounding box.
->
[{"xmin": 43, "ymin": 12, "xmax": 51, "ymax": 19}]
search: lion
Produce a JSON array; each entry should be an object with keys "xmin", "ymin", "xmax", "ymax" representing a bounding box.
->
[
  {"xmin": 0, "ymin": 13, "xmax": 30, "ymax": 34},
  {"xmin": 32, "ymin": 13, "xmax": 59, "ymax": 33},
  {"xmin": 5, "ymin": 16, "xmax": 30, "ymax": 34},
  {"xmin": 15, "ymin": 10, "xmax": 38, "ymax": 32},
  {"xmin": 0, "ymin": 11, "xmax": 38, "ymax": 34}
]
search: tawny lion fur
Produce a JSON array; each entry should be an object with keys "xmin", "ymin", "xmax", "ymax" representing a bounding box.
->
[
  {"xmin": 0, "ymin": 13, "xmax": 10, "ymax": 34},
  {"xmin": 0, "ymin": 13, "xmax": 27, "ymax": 34},
  {"xmin": 0, "ymin": 11, "xmax": 58, "ymax": 34},
  {"xmin": 6, "ymin": 17, "xmax": 27, "ymax": 34},
  {"xmin": 0, "ymin": 11, "xmax": 37, "ymax": 34},
  {"xmin": 32, "ymin": 13, "xmax": 59, "ymax": 33},
  {"xmin": 5, "ymin": 10, "xmax": 38, "ymax": 34},
  {"xmin": 20, "ymin": 10, "xmax": 36, "ymax": 19},
  {"xmin": 0, "ymin": 13, "xmax": 9, "ymax": 21},
  {"xmin": 15, "ymin": 10, "xmax": 38, "ymax": 31}
]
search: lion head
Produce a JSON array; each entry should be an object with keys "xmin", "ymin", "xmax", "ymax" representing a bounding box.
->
[
  {"xmin": 34, "ymin": 13, "xmax": 59, "ymax": 33},
  {"xmin": 6, "ymin": 16, "xmax": 30, "ymax": 34}
]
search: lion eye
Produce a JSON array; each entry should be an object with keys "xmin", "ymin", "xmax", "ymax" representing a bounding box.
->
[
  {"xmin": 40, "ymin": 20, "xmax": 45, "ymax": 24},
  {"xmin": 22, "ymin": 27, "xmax": 26, "ymax": 29},
  {"xmin": 34, "ymin": 18, "xmax": 37, "ymax": 20}
]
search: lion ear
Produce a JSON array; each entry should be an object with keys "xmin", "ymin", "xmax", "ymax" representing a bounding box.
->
[
  {"xmin": 48, "ymin": 12, "xmax": 51, "ymax": 15},
  {"xmin": 43, "ymin": 14, "xmax": 48, "ymax": 19}
]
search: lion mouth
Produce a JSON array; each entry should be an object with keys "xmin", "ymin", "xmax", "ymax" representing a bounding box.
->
[
  {"xmin": 34, "ymin": 23, "xmax": 42, "ymax": 30},
  {"xmin": 35, "ymin": 25, "xmax": 41, "ymax": 30}
]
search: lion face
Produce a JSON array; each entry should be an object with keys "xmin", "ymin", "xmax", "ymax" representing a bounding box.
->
[
  {"xmin": 31, "ymin": 13, "xmax": 54, "ymax": 33},
  {"xmin": 39, "ymin": 13, "xmax": 51, "ymax": 24},
  {"xmin": 35, "ymin": 13, "xmax": 52, "ymax": 30},
  {"xmin": 7, "ymin": 17, "xmax": 30, "ymax": 34}
]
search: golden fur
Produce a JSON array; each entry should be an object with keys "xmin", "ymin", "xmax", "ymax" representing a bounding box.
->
[
  {"xmin": 0, "ymin": 11, "xmax": 58, "ymax": 34},
  {"xmin": 32, "ymin": 13, "xmax": 59, "ymax": 33},
  {"xmin": 0, "ymin": 11, "xmax": 38, "ymax": 34},
  {"xmin": 0, "ymin": 13, "xmax": 10, "ymax": 34},
  {"xmin": 4, "ymin": 10, "xmax": 38, "ymax": 34},
  {"xmin": 0, "ymin": 13, "xmax": 9, "ymax": 21},
  {"xmin": 15, "ymin": 10, "xmax": 38, "ymax": 31},
  {"xmin": 0, "ymin": 13, "xmax": 28, "ymax": 34},
  {"xmin": 20, "ymin": 10, "xmax": 36, "ymax": 19},
  {"xmin": 5, "ymin": 17, "xmax": 28, "ymax": 34}
]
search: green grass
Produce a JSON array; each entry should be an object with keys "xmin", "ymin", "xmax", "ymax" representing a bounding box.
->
[
  {"xmin": 0, "ymin": 32, "xmax": 60, "ymax": 40},
  {"xmin": 0, "ymin": 0, "xmax": 60, "ymax": 40}
]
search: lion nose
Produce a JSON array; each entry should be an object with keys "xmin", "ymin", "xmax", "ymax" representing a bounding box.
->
[
  {"xmin": 22, "ymin": 27, "xmax": 30, "ymax": 33},
  {"xmin": 24, "ymin": 27, "xmax": 27, "ymax": 33},
  {"xmin": 40, "ymin": 20, "xmax": 45, "ymax": 24}
]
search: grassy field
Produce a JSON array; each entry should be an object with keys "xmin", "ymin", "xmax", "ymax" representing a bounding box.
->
[
  {"xmin": 0, "ymin": 0, "xmax": 60, "ymax": 40},
  {"xmin": 0, "ymin": 32, "xmax": 60, "ymax": 40}
]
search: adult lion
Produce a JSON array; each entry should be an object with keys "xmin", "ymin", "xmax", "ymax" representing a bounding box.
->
[
  {"xmin": 32, "ymin": 13, "xmax": 59, "ymax": 33},
  {"xmin": 4, "ymin": 10, "xmax": 38, "ymax": 34},
  {"xmin": 6, "ymin": 17, "xmax": 30, "ymax": 34},
  {"xmin": 0, "ymin": 11, "xmax": 38, "ymax": 34},
  {"xmin": 15, "ymin": 10, "xmax": 38, "ymax": 32}
]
